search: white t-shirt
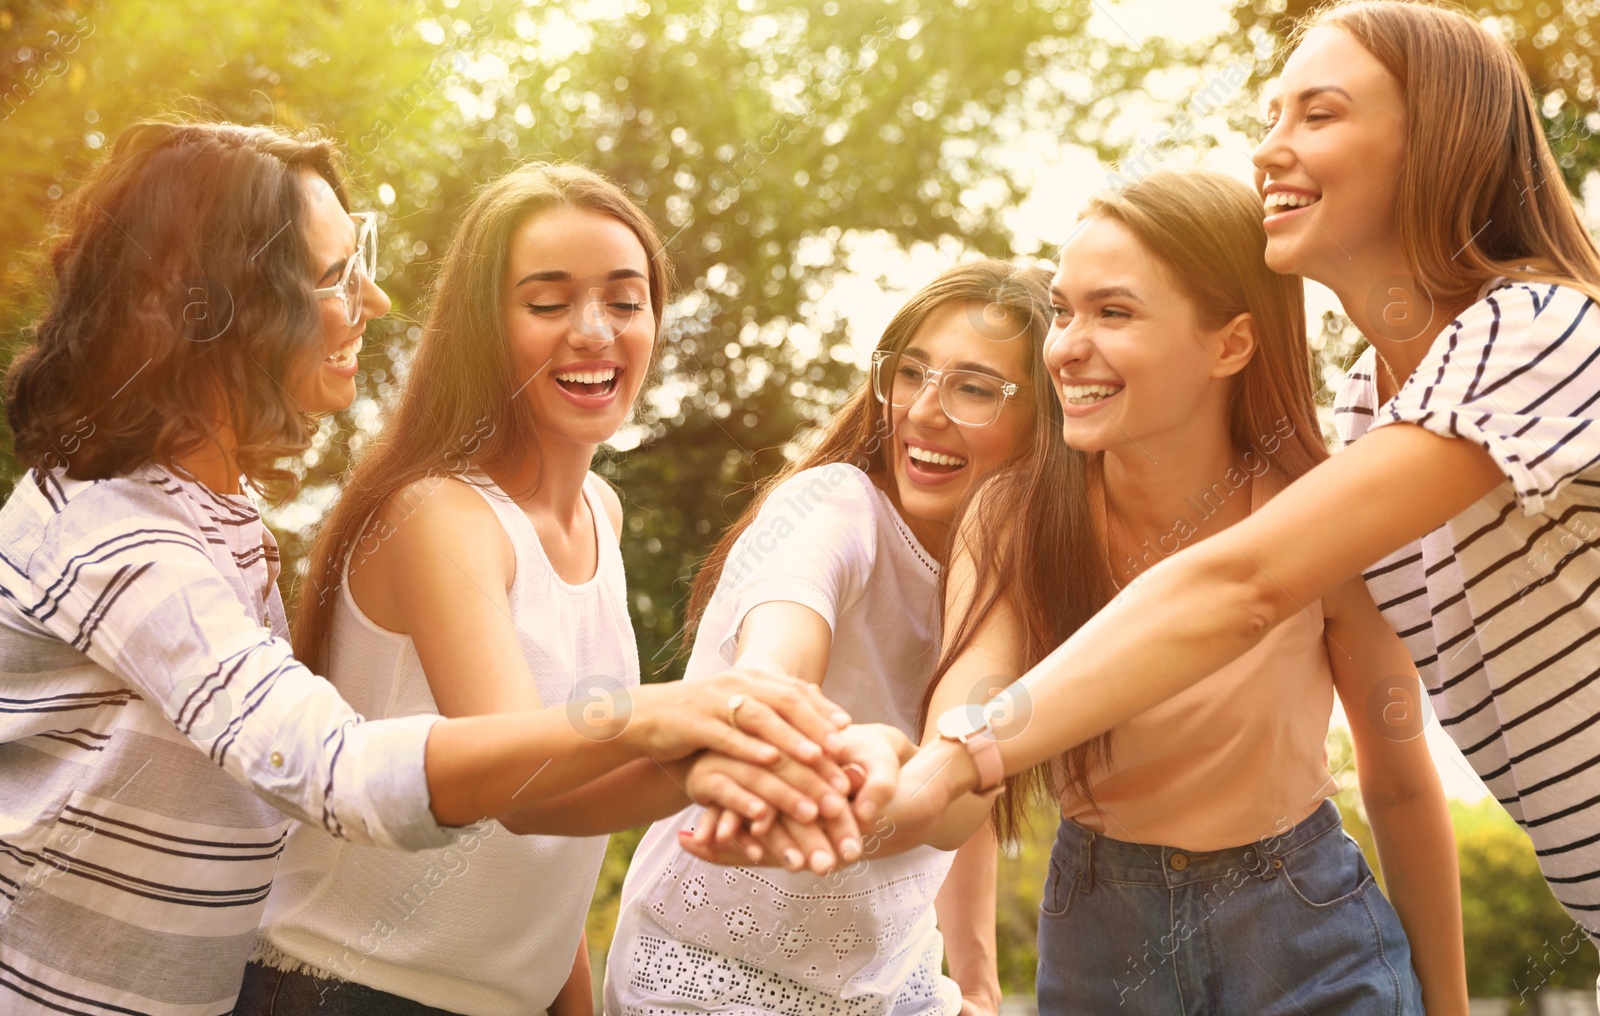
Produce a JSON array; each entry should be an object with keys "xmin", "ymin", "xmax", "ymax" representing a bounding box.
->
[
  {"xmin": 605, "ymin": 462, "xmax": 962, "ymax": 1016},
  {"xmin": 1333, "ymin": 280, "xmax": 1600, "ymax": 942}
]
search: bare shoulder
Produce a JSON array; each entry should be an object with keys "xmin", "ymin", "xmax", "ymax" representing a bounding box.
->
[
  {"xmin": 356, "ymin": 475, "xmax": 512, "ymax": 578},
  {"xmin": 589, "ymin": 471, "xmax": 624, "ymax": 543}
]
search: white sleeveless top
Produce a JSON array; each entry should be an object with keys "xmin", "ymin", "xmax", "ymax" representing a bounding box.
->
[
  {"xmin": 251, "ymin": 472, "xmax": 639, "ymax": 1014},
  {"xmin": 605, "ymin": 463, "xmax": 962, "ymax": 1016}
]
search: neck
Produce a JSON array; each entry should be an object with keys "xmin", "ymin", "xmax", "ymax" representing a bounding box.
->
[
  {"xmin": 172, "ymin": 425, "xmax": 243, "ymax": 495},
  {"xmin": 488, "ymin": 434, "xmax": 598, "ymax": 522},
  {"xmin": 1099, "ymin": 422, "xmax": 1252, "ymax": 578},
  {"xmin": 1322, "ymin": 254, "xmax": 1473, "ymax": 403}
]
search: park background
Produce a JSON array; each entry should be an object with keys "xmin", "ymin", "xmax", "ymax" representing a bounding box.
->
[{"xmin": 3, "ymin": 0, "xmax": 1600, "ymax": 1008}]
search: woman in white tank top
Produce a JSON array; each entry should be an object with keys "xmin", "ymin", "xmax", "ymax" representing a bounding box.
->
[
  {"xmin": 236, "ymin": 163, "xmax": 881, "ymax": 1015},
  {"xmin": 606, "ymin": 260, "xmax": 1057, "ymax": 1016}
]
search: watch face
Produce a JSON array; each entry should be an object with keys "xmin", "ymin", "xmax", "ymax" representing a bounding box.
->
[{"xmin": 937, "ymin": 705, "xmax": 984, "ymax": 740}]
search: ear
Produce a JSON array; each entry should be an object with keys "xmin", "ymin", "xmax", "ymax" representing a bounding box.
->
[{"xmin": 1210, "ymin": 311, "xmax": 1257, "ymax": 380}]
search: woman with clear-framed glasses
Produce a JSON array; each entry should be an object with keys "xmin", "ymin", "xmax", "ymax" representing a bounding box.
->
[{"xmin": 606, "ymin": 260, "xmax": 1057, "ymax": 1016}]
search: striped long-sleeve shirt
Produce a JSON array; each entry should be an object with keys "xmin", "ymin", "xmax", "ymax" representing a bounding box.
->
[
  {"xmin": 1333, "ymin": 279, "xmax": 1600, "ymax": 941},
  {"xmin": 0, "ymin": 464, "xmax": 456, "ymax": 1014}
]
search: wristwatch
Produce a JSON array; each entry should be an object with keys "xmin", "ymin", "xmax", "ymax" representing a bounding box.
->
[{"xmin": 935, "ymin": 705, "xmax": 1004, "ymax": 793}]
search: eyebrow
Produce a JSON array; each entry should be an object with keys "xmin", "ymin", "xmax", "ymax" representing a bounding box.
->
[
  {"xmin": 513, "ymin": 268, "xmax": 648, "ymax": 288},
  {"xmin": 1266, "ymin": 84, "xmax": 1354, "ymax": 112},
  {"xmin": 318, "ymin": 257, "xmax": 346, "ymax": 286},
  {"xmin": 902, "ymin": 345, "xmax": 1007, "ymax": 378}
]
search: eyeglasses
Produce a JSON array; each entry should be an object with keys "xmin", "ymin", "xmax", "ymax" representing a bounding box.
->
[
  {"xmin": 870, "ymin": 350, "xmax": 1024, "ymax": 428},
  {"xmin": 312, "ymin": 211, "xmax": 378, "ymax": 326}
]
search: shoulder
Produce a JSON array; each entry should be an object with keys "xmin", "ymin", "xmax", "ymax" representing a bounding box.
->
[
  {"xmin": 366, "ymin": 475, "xmax": 507, "ymax": 566},
  {"xmin": 1456, "ymin": 280, "xmax": 1594, "ymax": 339},
  {"xmin": 764, "ymin": 462, "xmax": 877, "ymax": 514},
  {"xmin": 13, "ymin": 468, "xmax": 212, "ymax": 566},
  {"xmin": 587, "ymin": 471, "xmax": 624, "ymax": 543}
]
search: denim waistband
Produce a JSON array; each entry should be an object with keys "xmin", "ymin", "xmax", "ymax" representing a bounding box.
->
[{"xmin": 1053, "ymin": 798, "xmax": 1343, "ymax": 890}]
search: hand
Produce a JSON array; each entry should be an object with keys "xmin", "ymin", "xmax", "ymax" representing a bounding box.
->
[
  {"xmin": 958, "ymin": 998, "xmax": 998, "ymax": 1016},
  {"xmin": 684, "ymin": 751, "xmax": 852, "ymax": 833},
  {"xmin": 832, "ymin": 722, "xmax": 913, "ymax": 823},
  {"xmin": 627, "ymin": 671, "xmax": 852, "ymax": 769},
  {"xmin": 864, "ymin": 739, "xmax": 992, "ymax": 859}
]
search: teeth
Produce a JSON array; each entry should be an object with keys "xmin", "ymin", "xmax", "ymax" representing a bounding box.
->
[
  {"xmin": 907, "ymin": 445, "xmax": 967, "ymax": 467},
  {"xmin": 554, "ymin": 367, "xmax": 618, "ymax": 384},
  {"xmin": 1060, "ymin": 384, "xmax": 1121, "ymax": 405},
  {"xmin": 325, "ymin": 337, "xmax": 361, "ymax": 369},
  {"xmin": 1264, "ymin": 192, "xmax": 1319, "ymax": 211}
]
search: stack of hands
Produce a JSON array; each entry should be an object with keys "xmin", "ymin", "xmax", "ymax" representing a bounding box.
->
[{"xmin": 636, "ymin": 668, "xmax": 974, "ymax": 874}]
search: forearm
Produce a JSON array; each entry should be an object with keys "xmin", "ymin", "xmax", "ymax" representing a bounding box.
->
[
  {"xmin": 999, "ymin": 544, "xmax": 1275, "ymax": 779},
  {"xmin": 500, "ymin": 757, "xmax": 693, "ymax": 835},
  {"xmin": 936, "ymin": 823, "xmax": 1000, "ymax": 1012},
  {"xmin": 424, "ymin": 708, "xmax": 645, "ymax": 826},
  {"xmin": 1366, "ymin": 791, "xmax": 1468, "ymax": 1015},
  {"xmin": 548, "ymin": 932, "xmax": 593, "ymax": 1016}
]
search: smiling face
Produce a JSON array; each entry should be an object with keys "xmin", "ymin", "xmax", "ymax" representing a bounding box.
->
[
  {"xmin": 1251, "ymin": 26, "xmax": 1408, "ymax": 286},
  {"xmin": 884, "ymin": 300, "xmax": 1034, "ymax": 536},
  {"xmin": 287, "ymin": 169, "xmax": 391, "ymax": 414},
  {"xmin": 1044, "ymin": 216, "xmax": 1244, "ymax": 457},
  {"xmin": 502, "ymin": 204, "xmax": 655, "ymax": 449}
]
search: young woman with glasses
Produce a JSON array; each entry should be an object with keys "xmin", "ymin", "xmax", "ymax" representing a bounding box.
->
[
  {"xmin": 0, "ymin": 123, "xmax": 862, "ymax": 1015},
  {"xmin": 605, "ymin": 260, "xmax": 1056, "ymax": 1016}
]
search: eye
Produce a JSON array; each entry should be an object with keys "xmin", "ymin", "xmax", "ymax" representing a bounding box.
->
[
  {"xmin": 609, "ymin": 302, "xmax": 645, "ymax": 312},
  {"xmin": 895, "ymin": 364, "xmax": 924, "ymax": 381},
  {"xmin": 958, "ymin": 380, "xmax": 1000, "ymax": 401},
  {"xmin": 525, "ymin": 303, "xmax": 566, "ymax": 315},
  {"xmin": 1051, "ymin": 305, "xmax": 1072, "ymax": 323},
  {"xmin": 1100, "ymin": 306, "xmax": 1130, "ymax": 319}
]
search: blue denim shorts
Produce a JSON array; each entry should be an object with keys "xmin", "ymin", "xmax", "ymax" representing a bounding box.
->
[
  {"xmin": 232, "ymin": 960, "xmax": 461, "ymax": 1015},
  {"xmin": 1035, "ymin": 799, "xmax": 1423, "ymax": 1016}
]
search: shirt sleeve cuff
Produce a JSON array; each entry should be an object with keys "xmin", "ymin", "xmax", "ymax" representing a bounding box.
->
[
  {"xmin": 1373, "ymin": 408, "xmax": 1546, "ymax": 516},
  {"xmin": 351, "ymin": 713, "xmax": 464, "ymax": 851},
  {"xmin": 718, "ymin": 578, "xmax": 839, "ymax": 665}
]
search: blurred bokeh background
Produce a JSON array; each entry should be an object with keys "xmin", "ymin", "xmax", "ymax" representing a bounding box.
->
[{"xmin": 4, "ymin": 0, "xmax": 1600, "ymax": 1007}]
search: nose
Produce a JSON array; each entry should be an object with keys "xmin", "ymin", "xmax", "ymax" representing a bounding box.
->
[
  {"xmin": 570, "ymin": 289, "xmax": 620, "ymax": 348},
  {"xmin": 359, "ymin": 271, "xmax": 392, "ymax": 322},
  {"xmin": 1251, "ymin": 117, "xmax": 1291, "ymax": 179},
  {"xmin": 1043, "ymin": 318, "xmax": 1091, "ymax": 377},
  {"xmin": 905, "ymin": 376, "xmax": 949, "ymax": 430}
]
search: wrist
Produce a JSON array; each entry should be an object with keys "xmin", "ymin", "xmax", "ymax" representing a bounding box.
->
[{"xmin": 932, "ymin": 738, "xmax": 982, "ymax": 798}]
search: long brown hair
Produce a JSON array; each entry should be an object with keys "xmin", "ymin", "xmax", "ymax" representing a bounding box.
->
[
  {"xmin": 293, "ymin": 162, "xmax": 670, "ymax": 673},
  {"xmin": 1306, "ymin": 0, "xmax": 1600, "ymax": 305},
  {"xmin": 682, "ymin": 260, "xmax": 1055, "ymax": 638},
  {"xmin": 6, "ymin": 119, "xmax": 350, "ymax": 496},
  {"xmin": 932, "ymin": 170, "xmax": 1327, "ymax": 837}
]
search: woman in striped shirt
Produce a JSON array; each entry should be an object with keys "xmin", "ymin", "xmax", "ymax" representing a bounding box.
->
[
  {"xmin": 0, "ymin": 121, "xmax": 869, "ymax": 1015},
  {"xmin": 829, "ymin": 0, "xmax": 1600, "ymax": 988}
]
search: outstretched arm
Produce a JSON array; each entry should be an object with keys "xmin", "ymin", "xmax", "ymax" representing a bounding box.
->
[{"xmin": 915, "ymin": 423, "xmax": 1505, "ymax": 800}]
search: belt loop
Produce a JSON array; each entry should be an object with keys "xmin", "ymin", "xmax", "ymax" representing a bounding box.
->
[{"xmin": 1080, "ymin": 829, "xmax": 1096, "ymax": 895}]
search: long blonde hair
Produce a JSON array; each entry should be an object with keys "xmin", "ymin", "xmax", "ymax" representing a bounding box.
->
[
  {"xmin": 1306, "ymin": 0, "xmax": 1600, "ymax": 305},
  {"xmin": 293, "ymin": 162, "xmax": 671, "ymax": 673}
]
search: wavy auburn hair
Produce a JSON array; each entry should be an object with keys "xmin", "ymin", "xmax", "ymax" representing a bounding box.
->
[
  {"xmin": 1304, "ymin": 0, "xmax": 1600, "ymax": 304},
  {"xmin": 6, "ymin": 119, "xmax": 350, "ymax": 496},
  {"xmin": 930, "ymin": 171, "xmax": 1327, "ymax": 836},
  {"xmin": 293, "ymin": 162, "xmax": 670, "ymax": 673}
]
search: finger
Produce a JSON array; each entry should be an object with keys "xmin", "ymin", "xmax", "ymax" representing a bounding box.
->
[
  {"xmin": 731, "ymin": 697, "xmax": 827, "ymax": 764},
  {"xmin": 676, "ymin": 828, "xmax": 746, "ymax": 866},
  {"xmin": 849, "ymin": 740, "xmax": 901, "ymax": 824},
  {"xmin": 692, "ymin": 807, "xmax": 724, "ymax": 849},
  {"xmin": 732, "ymin": 829, "xmax": 766, "ymax": 865},
  {"xmin": 759, "ymin": 819, "xmax": 806, "ymax": 872},
  {"xmin": 739, "ymin": 681, "xmax": 848, "ymax": 760},
  {"xmin": 765, "ymin": 755, "xmax": 848, "ymax": 817},
  {"xmin": 780, "ymin": 814, "xmax": 837, "ymax": 874},
  {"xmin": 693, "ymin": 772, "xmax": 772, "ymax": 824},
  {"xmin": 714, "ymin": 806, "xmax": 744, "ymax": 845},
  {"xmin": 820, "ymin": 801, "xmax": 863, "ymax": 864},
  {"xmin": 689, "ymin": 717, "xmax": 783, "ymax": 767}
]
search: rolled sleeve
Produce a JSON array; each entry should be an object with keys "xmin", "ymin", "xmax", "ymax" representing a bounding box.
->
[{"xmin": 1372, "ymin": 282, "xmax": 1600, "ymax": 517}]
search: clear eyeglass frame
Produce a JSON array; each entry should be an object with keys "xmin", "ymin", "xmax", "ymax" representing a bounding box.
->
[
  {"xmin": 870, "ymin": 349, "xmax": 1023, "ymax": 428},
  {"xmin": 312, "ymin": 211, "xmax": 378, "ymax": 326}
]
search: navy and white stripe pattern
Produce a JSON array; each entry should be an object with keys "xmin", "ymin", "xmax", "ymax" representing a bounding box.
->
[
  {"xmin": 0, "ymin": 465, "xmax": 454, "ymax": 1014},
  {"xmin": 1334, "ymin": 281, "xmax": 1600, "ymax": 941}
]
